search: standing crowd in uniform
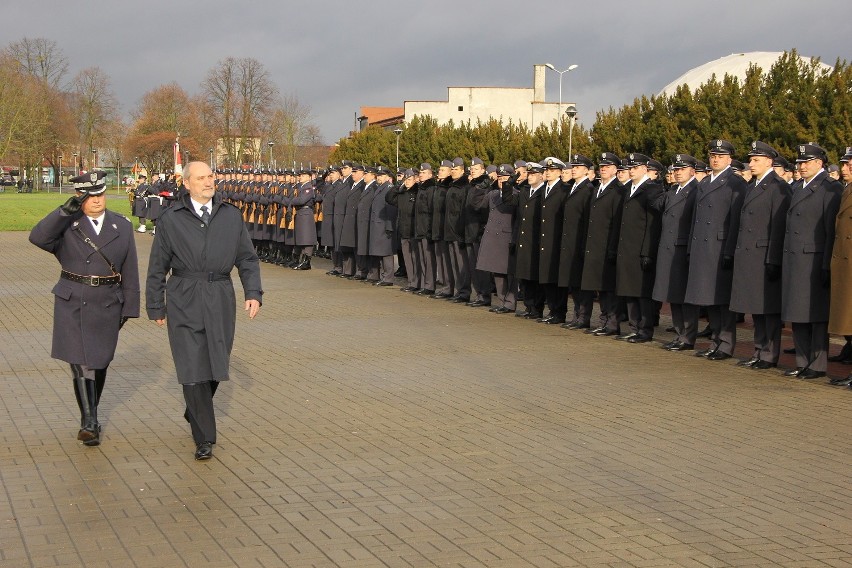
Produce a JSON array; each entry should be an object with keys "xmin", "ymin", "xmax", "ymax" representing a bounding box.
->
[{"xmin": 216, "ymin": 141, "xmax": 852, "ymax": 388}]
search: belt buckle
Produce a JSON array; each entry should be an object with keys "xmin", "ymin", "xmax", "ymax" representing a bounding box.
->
[{"xmin": 91, "ymin": 276, "xmax": 100, "ymax": 287}]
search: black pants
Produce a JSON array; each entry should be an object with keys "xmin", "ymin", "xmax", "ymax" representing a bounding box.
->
[{"xmin": 183, "ymin": 381, "xmax": 219, "ymax": 445}]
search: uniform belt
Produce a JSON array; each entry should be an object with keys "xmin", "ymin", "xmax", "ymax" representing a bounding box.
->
[
  {"xmin": 171, "ymin": 270, "xmax": 231, "ymax": 282},
  {"xmin": 299, "ymin": 205, "xmax": 312, "ymax": 210},
  {"xmin": 60, "ymin": 270, "xmax": 121, "ymax": 286}
]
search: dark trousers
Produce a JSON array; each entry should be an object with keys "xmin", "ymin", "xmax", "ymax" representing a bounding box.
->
[
  {"xmin": 468, "ymin": 242, "xmax": 493, "ymax": 302},
  {"xmin": 671, "ymin": 303, "xmax": 699, "ymax": 345},
  {"xmin": 379, "ymin": 255, "xmax": 395, "ymax": 283},
  {"xmin": 625, "ymin": 297, "xmax": 656, "ymax": 338},
  {"xmin": 571, "ymin": 289, "xmax": 594, "ymax": 326},
  {"xmin": 791, "ymin": 321, "xmax": 829, "ymax": 372},
  {"xmin": 592, "ymin": 290, "xmax": 620, "ymax": 332},
  {"xmin": 400, "ymin": 239, "xmax": 421, "ymax": 288},
  {"xmin": 707, "ymin": 304, "xmax": 737, "ymax": 355},
  {"xmin": 520, "ymin": 279, "xmax": 544, "ymax": 315},
  {"xmin": 543, "ymin": 284, "xmax": 568, "ymax": 318},
  {"xmin": 331, "ymin": 250, "xmax": 343, "ymax": 271},
  {"xmin": 435, "ymin": 241, "xmax": 453, "ymax": 294},
  {"xmin": 418, "ymin": 239, "xmax": 436, "ymax": 291},
  {"xmin": 341, "ymin": 249, "xmax": 355, "ymax": 276},
  {"xmin": 752, "ymin": 313, "xmax": 782, "ymax": 363},
  {"xmin": 183, "ymin": 381, "xmax": 219, "ymax": 445},
  {"xmin": 493, "ymin": 274, "xmax": 516, "ymax": 309},
  {"xmin": 448, "ymin": 241, "xmax": 470, "ymax": 298}
]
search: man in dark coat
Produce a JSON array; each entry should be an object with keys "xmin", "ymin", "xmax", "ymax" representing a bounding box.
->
[
  {"xmin": 430, "ymin": 161, "xmax": 453, "ymax": 298},
  {"xmin": 414, "ymin": 164, "xmax": 437, "ymax": 295},
  {"xmin": 683, "ymin": 140, "xmax": 747, "ymax": 360},
  {"xmin": 329, "ymin": 163, "xmax": 353, "ymax": 275},
  {"xmin": 443, "ymin": 158, "xmax": 470, "ymax": 302},
  {"xmin": 369, "ymin": 167, "xmax": 398, "ymax": 285},
  {"xmin": 476, "ymin": 164, "xmax": 518, "ymax": 313},
  {"xmin": 730, "ymin": 142, "xmax": 791, "ymax": 369},
  {"xmin": 537, "ymin": 158, "xmax": 568, "ymax": 324},
  {"xmin": 653, "ymin": 154, "xmax": 699, "ymax": 351},
  {"xmin": 508, "ymin": 162, "xmax": 545, "ymax": 319},
  {"xmin": 146, "ymin": 162, "xmax": 262, "ymax": 461},
  {"xmin": 614, "ymin": 153, "xmax": 663, "ymax": 343},
  {"xmin": 581, "ymin": 153, "xmax": 625, "ymax": 336},
  {"xmin": 132, "ymin": 174, "xmax": 151, "ymax": 233},
  {"xmin": 387, "ymin": 168, "xmax": 420, "ymax": 291},
  {"xmin": 780, "ymin": 143, "xmax": 842, "ymax": 379},
  {"xmin": 557, "ymin": 155, "xmax": 594, "ymax": 329},
  {"xmin": 464, "ymin": 158, "xmax": 493, "ymax": 307},
  {"xmin": 355, "ymin": 167, "xmax": 377, "ymax": 280},
  {"xmin": 30, "ymin": 170, "xmax": 140, "ymax": 446},
  {"xmin": 289, "ymin": 170, "xmax": 316, "ymax": 270},
  {"xmin": 319, "ymin": 167, "xmax": 342, "ymax": 271},
  {"xmin": 339, "ymin": 164, "xmax": 365, "ymax": 278}
]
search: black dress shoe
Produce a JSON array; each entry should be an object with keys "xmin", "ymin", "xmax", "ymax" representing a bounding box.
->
[
  {"xmin": 523, "ymin": 312, "xmax": 542, "ymax": 320},
  {"xmin": 751, "ymin": 360, "xmax": 777, "ymax": 370},
  {"xmin": 594, "ymin": 329, "xmax": 619, "ymax": 337},
  {"xmin": 195, "ymin": 441, "xmax": 213, "ymax": 460},
  {"xmin": 586, "ymin": 326, "xmax": 606, "ymax": 335},
  {"xmin": 797, "ymin": 369, "xmax": 826, "ymax": 380},
  {"xmin": 615, "ymin": 333, "xmax": 637, "ymax": 341},
  {"xmin": 375, "ymin": 281, "xmax": 393, "ymax": 287},
  {"xmin": 415, "ymin": 289, "xmax": 434, "ymax": 296},
  {"xmin": 784, "ymin": 367, "xmax": 805, "ymax": 377},
  {"xmin": 515, "ymin": 310, "xmax": 531, "ymax": 318},
  {"xmin": 706, "ymin": 351, "xmax": 732, "ymax": 361},
  {"xmin": 783, "ymin": 347, "xmax": 796, "ymax": 354},
  {"xmin": 661, "ymin": 340, "xmax": 678, "ymax": 349},
  {"xmin": 737, "ymin": 357, "xmax": 760, "ymax": 368},
  {"xmin": 696, "ymin": 325, "xmax": 713, "ymax": 338},
  {"xmin": 627, "ymin": 335, "xmax": 651, "ymax": 343},
  {"xmin": 467, "ymin": 300, "xmax": 490, "ymax": 307},
  {"xmin": 665, "ymin": 326, "xmax": 676, "ymax": 333},
  {"xmin": 399, "ymin": 286, "xmax": 416, "ymax": 292},
  {"xmin": 363, "ymin": 279, "xmax": 378, "ymax": 284},
  {"xmin": 326, "ymin": 269, "xmax": 341, "ymax": 276},
  {"xmin": 452, "ymin": 297, "xmax": 470, "ymax": 303},
  {"xmin": 544, "ymin": 316, "xmax": 566, "ymax": 325},
  {"xmin": 492, "ymin": 307, "xmax": 512, "ymax": 314},
  {"xmin": 829, "ymin": 375, "xmax": 852, "ymax": 386},
  {"xmin": 567, "ymin": 322, "xmax": 590, "ymax": 330},
  {"xmin": 352, "ymin": 275, "xmax": 366, "ymax": 281},
  {"xmin": 667, "ymin": 342, "xmax": 695, "ymax": 351},
  {"xmin": 695, "ymin": 348, "xmax": 718, "ymax": 358},
  {"xmin": 430, "ymin": 292, "xmax": 451, "ymax": 299}
]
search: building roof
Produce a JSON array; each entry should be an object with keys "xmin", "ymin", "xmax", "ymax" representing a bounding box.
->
[
  {"xmin": 658, "ymin": 51, "xmax": 832, "ymax": 97},
  {"xmin": 359, "ymin": 107, "xmax": 404, "ymax": 123}
]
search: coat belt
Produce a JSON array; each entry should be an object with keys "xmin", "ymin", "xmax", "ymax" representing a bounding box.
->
[
  {"xmin": 171, "ymin": 270, "xmax": 231, "ymax": 282},
  {"xmin": 60, "ymin": 270, "xmax": 121, "ymax": 286}
]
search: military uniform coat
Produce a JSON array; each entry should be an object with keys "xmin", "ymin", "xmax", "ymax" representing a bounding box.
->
[
  {"xmin": 356, "ymin": 181, "xmax": 375, "ymax": 256},
  {"xmin": 683, "ymin": 168, "xmax": 747, "ymax": 306},
  {"xmin": 476, "ymin": 187, "xmax": 517, "ymax": 275},
  {"xmin": 319, "ymin": 179, "xmax": 342, "ymax": 246},
  {"xmin": 132, "ymin": 183, "xmax": 150, "ymax": 217},
  {"xmin": 443, "ymin": 176, "xmax": 468, "ymax": 242},
  {"xmin": 615, "ymin": 179, "xmax": 663, "ymax": 298},
  {"xmin": 386, "ymin": 184, "xmax": 417, "ymax": 240},
  {"xmin": 729, "ymin": 171, "xmax": 791, "ymax": 315},
  {"xmin": 781, "ymin": 171, "xmax": 842, "ymax": 323},
  {"xmin": 431, "ymin": 179, "xmax": 449, "ymax": 241},
  {"xmin": 414, "ymin": 179, "xmax": 436, "ymax": 240},
  {"xmin": 511, "ymin": 183, "xmax": 543, "ymax": 281},
  {"xmin": 340, "ymin": 179, "xmax": 364, "ymax": 249},
  {"xmin": 651, "ymin": 179, "xmax": 697, "ymax": 304},
  {"xmin": 29, "ymin": 208, "xmax": 140, "ymax": 369},
  {"xmin": 369, "ymin": 181, "xmax": 397, "ymax": 256},
  {"xmin": 581, "ymin": 180, "xmax": 624, "ymax": 292},
  {"xmin": 145, "ymin": 193, "xmax": 262, "ymax": 384},
  {"xmin": 464, "ymin": 175, "xmax": 491, "ymax": 244},
  {"xmin": 332, "ymin": 176, "xmax": 353, "ymax": 249},
  {"xmin": 829, "ymin": 184, "xmax": 852, "ymax": 334},
  {"xmin": 536, "ymin": 181, "xmax": 567, "ymax": 284},
  {"xmin": 291, "ymin": 181, "xmax": 317, "ymax": 246},
  {"xmin": 557, "ymin": 179, "xmax": 593, "ymax": 288}
]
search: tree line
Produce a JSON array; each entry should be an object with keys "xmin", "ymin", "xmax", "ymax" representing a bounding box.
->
[
  {"xmin": 0, "ymin": 38, "xmax": 322, "ymax": 187},
  {"xmin": 332, "ymin": 50, "xmax": 851, "ymax": 168}
]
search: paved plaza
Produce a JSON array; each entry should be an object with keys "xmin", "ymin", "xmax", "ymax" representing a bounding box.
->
[{"xmin": 1, "ymin": 230, "xmax": 851, "ymax": 568}]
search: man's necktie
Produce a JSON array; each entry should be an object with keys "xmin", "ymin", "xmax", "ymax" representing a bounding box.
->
[{"xmin": 200, "ymin": 205, "xmax": 210, "ymax": 224}]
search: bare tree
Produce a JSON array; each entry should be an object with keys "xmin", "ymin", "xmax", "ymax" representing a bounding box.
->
[
  {"xmin": 4, "ymin": 37, "xmax": 69, "ymax": 89},
  {"xmin": 70, "ymin": 66, "xmax": 119, "ymax": 168},
  {"xmin": 202, "ymin": 57, "xmax": 278, "ymax": 166},
  {"xmin": 267, "ymin": 94, "xmax": 316, "ymax": 166}
]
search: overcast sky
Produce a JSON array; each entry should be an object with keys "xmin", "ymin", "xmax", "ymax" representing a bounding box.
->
[{"xmin": 6, "ymin": 1, "xmax": 850, "ymax": 145}]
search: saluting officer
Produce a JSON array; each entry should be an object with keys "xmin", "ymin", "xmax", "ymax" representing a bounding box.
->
[
  {"xmin": 510, "ymin": 161, "xmax": 545, "ymax": 319},
  {"xmin": 558, "ymin": 154, "xmax": 595, "ymax": 330},
  {"xmin": 476, "ymin": 164, "xmax": 518, "ymax": 313},
  {"xmin": 29, "ymin": 171, "xmax": 140, "ymax": 446}
]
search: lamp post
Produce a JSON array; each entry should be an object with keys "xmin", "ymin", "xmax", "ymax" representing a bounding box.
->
[
  {"xmin": 267, "ymin": 141, "xmax": 274, "ymax": 167},
  {"xmin": 91, "ymin": 148, "xmax": 97, "ymax": 170},
  {"xmin": 565, "ymin": 105, "xmax": 578, "ymax": 160},
  {"xmin": 209, "ymin": 148, "xmax": 214, "ymax": 169},
  {"xmin": 72, "ymin": 152, "xmax": 78, "ymax": 176},
  {"xmin": 393, "ymin": 127, "xmax": 402, "ymax": 170},
  {"xmin": 58, "ymin": 155, "xmax": 63, "ymax": 193},
  {"xmin": 543, "ymin": 63, "xmax": 578, "ymax": 123}
]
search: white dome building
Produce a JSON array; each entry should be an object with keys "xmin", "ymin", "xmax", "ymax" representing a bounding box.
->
[{"xmin": 658, "ymin": 51, "xmax": 832, "ymax": 97}]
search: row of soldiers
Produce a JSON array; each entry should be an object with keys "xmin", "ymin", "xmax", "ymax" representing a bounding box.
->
[{"xmin": 129, "ymin": 173, "xmax": 182, "ymax": 235}]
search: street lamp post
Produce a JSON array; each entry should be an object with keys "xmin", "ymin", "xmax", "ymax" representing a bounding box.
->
[
  {"xmin": 544, "ymin": 63, "xmax": 579, "ymax": 123},
  {"xmin": 267, "ymin": 142, "xmax": 274, "ymax": 167},
  {"xmin": 565, "ymin": 105, "xmax": 578, "ymax": 160},
  {"xmin": 72, "ymin": 152, "xmax": 78, "ymax": 176},
  {"xmin": 91, "ymin": 149, "xmax": 97, "ymax": 170},
  {"xmin": 209, "ymin": 148, "xmax": 214, "ymax": 169},
  {"xmin": 58, "ymin": 155, "xmax": 63, "ymax": 194},
  {"xmin": 393, "ymin": 128, "xmax": 402, "ymax": 170}
]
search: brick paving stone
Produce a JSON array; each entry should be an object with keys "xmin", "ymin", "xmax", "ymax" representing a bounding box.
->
[{"xmin": 1, "ymin": 231, "xmax": 851, "ymax": 567}]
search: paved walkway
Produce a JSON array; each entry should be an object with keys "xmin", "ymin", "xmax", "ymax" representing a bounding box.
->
[{"xmin": 1, "ymin": 231, "xmax": 850, "ymax": 568}]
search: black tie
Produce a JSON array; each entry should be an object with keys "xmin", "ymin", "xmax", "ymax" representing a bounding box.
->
[{"xmin": 200, "ymin": 205, "xmax": 210, "ymax": 225}]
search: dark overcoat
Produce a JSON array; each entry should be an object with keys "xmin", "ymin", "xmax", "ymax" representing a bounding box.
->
[
  {"xmin": 386, "ymin": 183, "xmax": 417, "ymax": 240},
  {"xmin": 414, "ymin": 179, "xmax": 436, "ymax": 240},
  {"xmin": 651, "ymin": 179, "xmax": 697, "ymax": 304},
  {"xmin": 145, "ymin": 193, "xmax": 262, "ymax": 384},
  {"xmin": 319, "ymin": 179, "xmax": 342, "ymax": 246},
  {"xmin": 431, "ymin": 178, "xmax": 449, "ymax": 241},
  {"xmin": 781, "ymin": 171, "xmax": 842, "ymax": 323},
  {"xmin": 340, "ymin": 179, "xmax": 363, "ymax": 249},
  {"xmin": 557, "ymin": 179, "xmax": 593, "ymax": 288},
  {"xmin": 512, "ymin": 183, "xmax": 543, "ymax": 281},
  {"xmin": 477, "ymin": 187, "xmax": 517, "ymax": 275},
  {"xmin": 538, "ymin": 181, "xmax": 567, "ymax": 284},
  {"xmin": 615, "ymin": 179, "xmax": 663, "ymax": 298},
  {"xmin": 729, "ymin": 171, "xmax": 791, "ymax": 315},
  {"xmin": 830, "ymin": 185, "xmax": 852, "ymax": 335},
  {"xmin": 464, "ymin": 175, "xmax": 491, "ymax": 244},
  {"xmin": 132, "ymin": 183, "xmax": 150, "ymax": 217},
  {"xmin": 332, "ymin": 176, "xmax": 352, "ymax": 249},
  {"xmin": 356, "ymin": 181, "xmax": 376, "ymax": 256},
  {"xmin": 29, "ymin": 208, "xmax": 140, "ymax": 369},
  {"xmin": 443, "ymin": 176, "xmax": 468, "ymax": 242},
  {"xmin": 683, "ymin": 168, "xmax": 747, "ymax": 306},
  {"xmin": 369, "ymin": 181, "xmax": 397, "ymax": 256},
  {"xmin": 291, "ymin": 181, "xmax": 317, "ymax": 246},
  {"xmin": 581, "ymin": 180, "xmax": 624, "ymax": 292}
]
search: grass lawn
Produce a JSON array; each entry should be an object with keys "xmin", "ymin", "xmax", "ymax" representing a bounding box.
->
[{"xmin": 0, "ymin": 189, "xmax": 135, "ymax": 231}]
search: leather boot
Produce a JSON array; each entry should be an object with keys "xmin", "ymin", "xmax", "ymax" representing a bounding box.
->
[
  {"xmin": 295, "ymin": 255, "xmax": 312, "ymax": 270},
  {"xmin": 94, "ymin": 369, "xmax": 106, "ymax": 433},
  {"xmin": 73, "ymin": 378, "xmax": 100, "ymax": 445},
  {"xmin": 286, "ymin": 253, "xmax": 298, "ymax": 268}
]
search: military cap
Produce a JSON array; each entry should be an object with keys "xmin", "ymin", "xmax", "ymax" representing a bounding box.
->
[
  {"xmin": 708, "ymin": 139, "xmax": 735, "ymax": 155},
  {"xmin": 450, "ymin": 157, "xmax": 465, "ymax": 168},
  {"xmin": 419, "ymin": 162, "xmax": 432, "ymax": 171},
  {"xmin": 70, "ymin": 170, "xmax": 107, "ymax": 195},
  {"xmin": 364, "ymin": 165, "xmax": 378, "ymax": 174},
  {"xmin": 671, "ymin": 154, "xmax": 697, "ymax": 169},
  {"xmin": 647, "ymin": 159, "xmax": 665, "ymax": 173},
  {"xmin": 513, "ymin": 160, "xmax": 527, "ymax": 169},
  {"xmin": 341, "ymin": 160, "xmax": 353, "ymax": 168},
  {"xmin": 525, "ymin": 161, "xmax": 545, "ymax": 173},
  {"xmin": 543, "ymin": 157, "xmax": 567, "ymax": 169},
  {"xmin": 440, "ymin": 159, "xmax": 454, "ymax": 168},
  {"xmin": 840, "ymin": 147, "xmax": 852, "ymax": 163},
  {"xmin": 625, "ymin": 153, "xmax": 651, "ymax": 167},
  {"xmin": 471, "ymin": 157, "xmax": 485, "ymax": 166},
  {"xmin": 795, "ymin": 142, "xmax": 827, "ymax": 163},
  {"xmin": 695, "ymin": 160, "xmax": 710, "ymax": 173},
  {"xmin": 747, "ymin": 141, "xmax": 778, "ymax": 159},
  {"xmin": 403, "ymin": 168, "xmax": 415, "ymax": 178},
  {"xmin": 617, "ymin": 159, "xmax": 629, "ymax": 171},
  {"xmin": 376, "ymin": 166, "xmax": 393, "ymax": 177},
  {"xmin": 566, "ymin": 154, "xmax": 591, "ymax": 168},
  {"xmin": 730, "ymin": 159, "xmax": 745, "ymax": 172},
  {"xmin": 486, "ymin": 164, "xmax": 498, "ymax": 174},
  {"xmin": 598, "ymin": 152, "xmax": 620, "ymax": 166},
  {"xmin": 351, "ymin": 163, "xmax": 365, "ymax": 172},
  {"xmin": 827, "ymin": 164, "xmax": 840, "ymax": 174},
  {"xmin": 496, "ymin": 164, "xmax": 515, "ymax": 176},
  {"xmin": 138, "ymin": 173, "xmax": 147, "ymax": 179}
]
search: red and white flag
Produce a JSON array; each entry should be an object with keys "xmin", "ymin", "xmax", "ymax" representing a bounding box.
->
[{"xmin": 174, "ymin": 138, "xmax": 183, "ymax": 177}]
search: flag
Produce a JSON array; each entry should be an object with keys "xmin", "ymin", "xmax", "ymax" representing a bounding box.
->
[{"xmin": 174, "ymin": 138, "xmax": 183, "ymax": 177}]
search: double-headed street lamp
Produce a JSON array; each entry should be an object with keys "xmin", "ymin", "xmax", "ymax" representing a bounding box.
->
[
  {"xmin": 544, "ymin": 63, "xmax": 578, "ymax": 122},
  {"xmin": 565, "ymin": 104, "xmax": 578, "ymax": 160},
  {"xmin": 393, "ymin": 128, "xmax": 402, "ymax": 170},
  {"xmin": 267, "ymin": 141, "xmax": 274, "ymax": 167},
  {"xmin": 72, "ymin": 152, "xmax": 78, "ymax": 176}
]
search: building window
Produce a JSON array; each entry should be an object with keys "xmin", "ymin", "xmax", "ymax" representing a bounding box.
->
[{"xmin": 457, "ymin": 106, "xmax": 464, "ymax": 111}]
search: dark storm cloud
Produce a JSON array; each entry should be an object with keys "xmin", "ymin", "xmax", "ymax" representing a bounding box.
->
[{"xmin": 6, "ymin": 1, "xmax": 850, "ymax": 146}]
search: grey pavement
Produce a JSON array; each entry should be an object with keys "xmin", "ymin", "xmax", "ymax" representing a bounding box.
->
[{"xmin": 1, "ymin": 230, "xmax": 851, "ymax": 568}]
